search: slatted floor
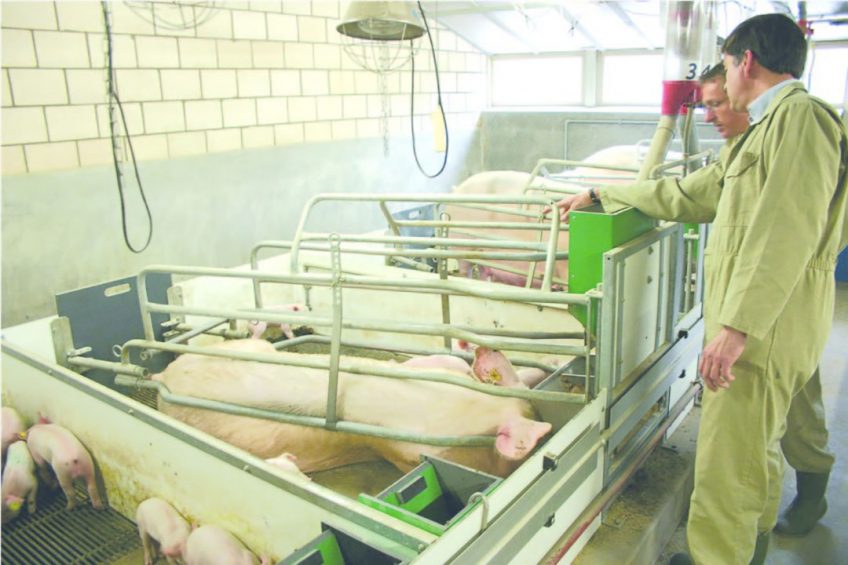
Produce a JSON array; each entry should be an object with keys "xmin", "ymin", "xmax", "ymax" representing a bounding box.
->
[{"xmin": 1, "ymin": 485, "xmax": 140, "ymax": 564}]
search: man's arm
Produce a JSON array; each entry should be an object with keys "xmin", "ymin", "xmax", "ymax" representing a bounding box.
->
[
  {"xmin": 553, "ymin": 157, "xmax": 724, "ymax": 222},
  {"xmin": 600, "ymin": 158, "xmax": 724, "ymax": 222}
]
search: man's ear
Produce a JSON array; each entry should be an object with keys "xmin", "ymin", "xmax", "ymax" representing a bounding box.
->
[{"xmin": 742, "ymin": 49, "xmax": 756, "ymax": 79}]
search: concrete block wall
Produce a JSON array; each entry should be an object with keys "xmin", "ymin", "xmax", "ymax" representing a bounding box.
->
[
  {"xmin": 1, "ymin": 0, "xmax": 487, "ymax": 174},
  {"xmin": 0, "ymin": 1, "xmax": 488, "ymax": 327}
]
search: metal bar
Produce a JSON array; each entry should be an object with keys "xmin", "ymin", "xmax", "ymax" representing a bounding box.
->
[
  {"xmin": 437, "ymin": 202, "xmax": 544, "ymax": 219},
  {"xmin": 541, "ymin": 203, "xmax": 561, "ymax": 292},
  {"xmin": 391, "ymin": 219, "xmax": 558, "ymax": 230},
  {"xmin": 271, "ymin": 334, "xmax": 565, "ymax": 373},
  {"xmin": 117, "ymin": 377, "xmax": 496, "ymax": 448},
  {"xmin": 326, "ymin": 236, "xmax": 343, "ymax": 428},
  {"xmin": 138, "ymin": 265, "xmax": 589, "ymax": 305},
  {"xmin": 296, "ymin": 234, "xmax": 552, "ymax": 251},
  {"xmin": 438, "ymin": 221, "xmax": 452, "ymax": 350},
  {"xmin": 648, "ymin": 150, "xmax": 713, "ymax": 178},
  {"xmin": 139, "ymin": 305, "xmax": 587, "ymax": 357},
  {"xmin": 379, "ymin": 201, "xmax": 402, "ymax": 238},
  {"xmin": 118, "ymin": 339, "xmax": 585, "ymax": 403},
  {"xmin": 259, "ymin": 243, "xmax": 559, "ymax": 262},
  {"xmin": 169, "ymin": 320, "xmax": 249, "ymax": 342},
  {"xmin": 66, "ymin": 356, "xmax": 149, "ymax": 377},
  {"xmin": 454, "ymin": 258, "xmax": 568, "ymax": 283}
]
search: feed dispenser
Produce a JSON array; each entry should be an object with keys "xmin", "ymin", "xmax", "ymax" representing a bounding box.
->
[
  {"xmin": 279, "ymin": 523, "xmax": 411, "ymax": 565},
  {"xmin": 358, "ymin": 455, "xmax": 501, "ymax": 536}
]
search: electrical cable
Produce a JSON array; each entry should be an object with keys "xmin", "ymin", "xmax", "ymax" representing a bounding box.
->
[
  {"xmin": 102, "ymin": 1, "xmax": 153, "ymax": 254},
  {"xmin": 410, "ymin": 1, "xmax": 449, "ymax": 178}
]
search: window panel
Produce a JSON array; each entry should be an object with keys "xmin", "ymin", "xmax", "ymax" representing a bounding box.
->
[
  {"xmin": 602, "ymin": 53, "xmax": 664, "ymax": 105},
  {"xmin": 807, "ymin": 46, "xmax": 848, "ymax": 105},
  {"xmin": 491, "ymin": 56, "xmax": 583, "ymax": 106}
]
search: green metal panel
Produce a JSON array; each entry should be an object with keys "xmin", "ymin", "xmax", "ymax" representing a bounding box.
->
[
  {"xmin": 358, "ymin": 464, "xmax": 447, "ymax": 535},
  {"xmin": 568, "ymin": 205, "xmax": 654, "ymax": 329},
  {"xmin": 277, "ymin": 529, "xmax": 351, "ymax": 564},
  {"xmin": 357, "ymin": 494, "xmax": 446, "ymax": 536}
]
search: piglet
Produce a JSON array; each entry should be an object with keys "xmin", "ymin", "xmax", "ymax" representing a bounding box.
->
[
  {"xmin": 264, "ymin": 453, "xmax": 311, "ymax": 481},
  {"xmin": 2, "ymin": 406, "xmax": 25, "ymax": 461},
  {"xmin": 183, "ymin": 525, "xmax": 268, "ymax": 565},
  {"xmin": 1, "ymin": 441, "xmax": 38, "ymax": 523},
  {"xmin": 248, "ymin": 303, "xmax": 307, "ymax": 340},
  {"xmin": 136, "ymin": 497, "xmax": 191, "ymax": 565},
  {"xmin": 25, "ymin": 423, "xmax": 104, "ymax": 510},
  {"xmin": 516, "ymin": 368, "xmax": 547, "ymax": 389}
]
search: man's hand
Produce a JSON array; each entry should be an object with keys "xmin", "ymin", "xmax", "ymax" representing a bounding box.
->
[
  {"xmin": 698, "ymin": 326, "xmax": 747, "ymax": 391},
  {"xmin": 544, "ymin": 191, "xmax": 594, "ymax": 222}
]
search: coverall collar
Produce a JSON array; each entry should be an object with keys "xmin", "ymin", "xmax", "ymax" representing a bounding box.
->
[{"xmin": 747, "ymin": 79, "xmax": 803, "ymax": 125}]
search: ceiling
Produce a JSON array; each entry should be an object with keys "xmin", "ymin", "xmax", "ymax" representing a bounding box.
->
[{"xmin": 420, "ymin": 1, "xmax": 848, "ymax": 55}]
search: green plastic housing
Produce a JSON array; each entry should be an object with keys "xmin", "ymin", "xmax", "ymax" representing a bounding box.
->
[{"xmin": 568, "ymin": 205, "xmax": 655, "ymax": 330}]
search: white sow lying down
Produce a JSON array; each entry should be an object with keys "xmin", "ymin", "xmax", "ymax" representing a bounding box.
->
[{"xmin": 155, "ymin": 340, "xmax": 552, "ymax": 477}]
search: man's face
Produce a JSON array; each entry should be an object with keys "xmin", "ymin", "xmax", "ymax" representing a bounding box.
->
[
  {"xmin": 722, "ymin": 53, "xmax": 748, "ymax": 113},
  {"xmin": 701, "ymin": 78, "xmax": 749, "ymax": 139}
]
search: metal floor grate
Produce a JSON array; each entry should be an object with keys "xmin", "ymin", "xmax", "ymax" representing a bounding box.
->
[
  {"xmin": 1, "ymin": 484, "xmax": 140, "ymax": 564},
  {"xmin": 128, "ymin": 386, "xmax": 158, "ymax": 409}
]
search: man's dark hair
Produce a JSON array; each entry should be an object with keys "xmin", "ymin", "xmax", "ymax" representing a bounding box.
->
[
  {"xmin": 722, "ymin": 13, "xmax": 807, "ymax": 78},
  {"xmin": 699, "ymin": 61, "xmax": 726, "ymax": 83}
]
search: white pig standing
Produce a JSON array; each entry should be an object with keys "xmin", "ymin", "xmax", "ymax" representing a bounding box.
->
[
  {"xmin": 136, "ymin": 497, "xmax": 192, "ymax": 565},
  {"xmin": 183, "ymin": 524, "xmax": 268, "ymax": 565},
  {"xmin": 1, "ymin": 440, "xmax": 38, "ymax": 524},
  {"xmin": 447, "ymin": 146, "xmax": 642, "ymax": 288},
  {"xmin": 155, "ymin": 339, "xmax": 552, "ymax": 478},
  {"xmin": 25, "ymin": 423, "xmax": 104, "ymax": 510},
  {"xmin": 2, "ymin": 406, "xmax": 26, "ymax": 462}
]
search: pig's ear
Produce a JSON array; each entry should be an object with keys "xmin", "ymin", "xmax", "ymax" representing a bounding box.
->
[{"xmin": 495, "ymin": 418, "xmax": 552, "ymax": 460}]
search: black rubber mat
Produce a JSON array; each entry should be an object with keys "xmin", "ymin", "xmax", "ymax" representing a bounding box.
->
[{"xmin": 1, "ymin": 484, "xmax": 140, "ymax": 564}]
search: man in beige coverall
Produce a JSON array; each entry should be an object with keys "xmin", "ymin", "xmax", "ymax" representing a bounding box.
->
[
  {"xmin": 700, "ymin": 61, "xmax": 836, "ymax": 541},
  {"xmin": 553, "ymin": 14, "xmax": 847, "ymax": 565}
]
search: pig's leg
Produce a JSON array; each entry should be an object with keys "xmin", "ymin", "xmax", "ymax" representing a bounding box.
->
[
  {"xmin": 280, "ymin": 323, "xmax": 295, "ymax": 340},
  {"xmin": 74, "ymin": 450, "xmax": 104, "ymax": 509},
  {"xmin": 36, "ymin": 464, "xmax": 58, "ymax": 489},
  {"xmin": 56, "ymin": 469, "xmax": 77, "ymax": 510},
  {"xmin": 138, "ymin": 524, "xmax": 157, "ymax": 565},
  {"xmin": 26, "ymin": 480, "xmax": 38, "ymax": 514},
  {"xmin": 85, "ymin": 472, "xmax": 104, "ymax": 509},
  {"xmin": 248, "ymin": 320, "xmax": 267, "ymax": 339}
]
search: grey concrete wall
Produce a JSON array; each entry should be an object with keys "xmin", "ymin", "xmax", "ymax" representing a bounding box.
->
[
  {"xmin": 2, "ymin": 131, "xmax": 475, "ymax": 326},
  {"xmin": 476, "ymin": 110, "xmax": 723, "ymax": 173}
]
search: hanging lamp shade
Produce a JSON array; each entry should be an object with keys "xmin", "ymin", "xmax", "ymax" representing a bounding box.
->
[{"xmin": 337, "ymin": 1, "xmax": 425, "ymax": 41}]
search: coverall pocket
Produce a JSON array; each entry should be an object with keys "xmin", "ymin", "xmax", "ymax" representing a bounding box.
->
[{"xmin": 724, "ymin": 151, "xmax": 759, "ymax": 180}]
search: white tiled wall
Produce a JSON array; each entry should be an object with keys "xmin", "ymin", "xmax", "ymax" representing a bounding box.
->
[{"xmin": 1, "ymin": 1, "xmax": 487, "ymax": 174}]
